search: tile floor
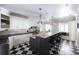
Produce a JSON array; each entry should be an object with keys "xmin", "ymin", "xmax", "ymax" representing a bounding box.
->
[{"xmin": 10, "ymin": 39, "xmax": 79, "ymax": 55}]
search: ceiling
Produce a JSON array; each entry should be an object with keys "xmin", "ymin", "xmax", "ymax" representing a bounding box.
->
[{"xmin": 0, "ymin": 4, "xmax": 79, "ymax": 22}]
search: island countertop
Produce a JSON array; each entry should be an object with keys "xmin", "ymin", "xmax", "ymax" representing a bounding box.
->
[{"xmin": 32, "ymin": 32, "xmax": 59, "ymax": 38}]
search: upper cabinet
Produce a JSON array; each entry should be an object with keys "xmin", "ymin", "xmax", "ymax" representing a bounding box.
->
[{"xmin": 0, "ymin": 7, "xmax": 9, "ymax": 16}]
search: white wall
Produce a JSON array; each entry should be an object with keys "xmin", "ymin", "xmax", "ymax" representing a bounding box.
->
[{"xmin": 68, "ymin": 21, "xmax": 76, "ymax": 41}]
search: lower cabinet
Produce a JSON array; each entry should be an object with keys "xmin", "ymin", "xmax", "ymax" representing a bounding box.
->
[
  {"xmin": 9, "ymin": 34, "xmax": 32, "ymax": 49},
  {"xmin": 0, "ymin": 43, "xmax": 9, "ymax": 55}
]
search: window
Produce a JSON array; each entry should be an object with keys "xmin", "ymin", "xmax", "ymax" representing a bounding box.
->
[
  {"xmin": 46, "ymin": 24, "xmax": 51, "ymax": 32},
  {"xmin": 59, "ymin": 23, "xmax": 68, "ymax": 32}
]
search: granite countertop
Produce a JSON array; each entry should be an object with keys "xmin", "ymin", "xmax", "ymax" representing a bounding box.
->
[{"xmin": 0, "ymin": 29, "xmax": 31, "ymax": 37}]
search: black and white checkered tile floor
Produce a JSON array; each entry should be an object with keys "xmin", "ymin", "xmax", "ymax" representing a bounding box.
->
[
  {"xmin": 10, "ymin": 39, "xmax": 79, "ymax": 55},
  {"xmin": 10, "ymin": 43, "xmax": 33, "ymax": 55},
  {"xmin": 10, "ymin": 42, "xmax": 59, "ymax": 55}
]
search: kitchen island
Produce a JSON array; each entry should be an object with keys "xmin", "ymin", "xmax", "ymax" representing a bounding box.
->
[{"xmin": 30, "ymin": 32, "xmax": 62, "ymax": 55}]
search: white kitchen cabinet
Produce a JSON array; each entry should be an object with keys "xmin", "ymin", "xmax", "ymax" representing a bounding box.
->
[{"xmin": 9, "ymin": 34, "xmax": 32, "ymax": 49}]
